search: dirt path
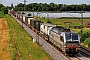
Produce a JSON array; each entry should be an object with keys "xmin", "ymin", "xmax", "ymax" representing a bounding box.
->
[{"xmin": 0, "ymin": 18, "xmax": 11, "ymax": 60}]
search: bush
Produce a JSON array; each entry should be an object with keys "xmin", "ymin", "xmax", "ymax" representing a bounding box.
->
[
  {"xmin": 28, "ymin": 14, "xmax": 31, "ymax": 16},
  {"xmin": 0, "ymin": 4, "xmax": 4, "ymax": 11},
  {"xmin": 80, "ymin": 35, "xmax": 86, "ymax": 42},
  {"xmin": 22, "ymin": 12, "xmax": 25, "ymax": 14},
  {"xmin": 88, "ymin": 42, "xmax": 90, "ymax": 48},
  {"xmin": 84, "ymin": 38, "xmax": 90, "ymax": 45},
  {"xmin": 1, "ymin": 7, "xmax": 8, "ymax": 14},
  {"xmin": 47, "ymin": 20, "xmax": 51, "ymax": 23},
  {"xmin": 84, "ymin": 38, "xmax": 90, "ymax": 47},
  {"xmin": 80, "ymin": 32, "xmax": 90, "ymax": 42}
]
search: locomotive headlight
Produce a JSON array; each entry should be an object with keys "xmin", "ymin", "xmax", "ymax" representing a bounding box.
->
[
  {"xmin": 71, "ymin": 33, "xmax": 72, "ymax": 41},
  {"xmin": 71, "ymin": 34, "xmax": 72, "ymax": 35}
]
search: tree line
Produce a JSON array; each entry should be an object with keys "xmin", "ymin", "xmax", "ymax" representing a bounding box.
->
[{"xmin": 13, "ymin": 3, "xmax": 90, "ymax": 11}]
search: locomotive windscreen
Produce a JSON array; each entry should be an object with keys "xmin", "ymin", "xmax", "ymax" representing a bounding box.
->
[{"xmin": 65, "ymin": 32, "xmax": 78, "ymax": 42}]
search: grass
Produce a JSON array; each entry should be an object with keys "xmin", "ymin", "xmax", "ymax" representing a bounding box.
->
[
  {"xmin": 4, "ymin": 14, "xmax": 51, "ymax": 60},
  {"xmin": 0, "ymin": 11, "xmax": 4, "ymax": 18},
  {"xmin": 5, "ymin": 15, "xmax": 29, "ymax": 60}
]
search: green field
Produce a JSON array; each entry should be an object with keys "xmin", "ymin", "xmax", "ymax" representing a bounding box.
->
[{"xmin": 4, "ymin": 14, "xmax": 51, "ymax": 60}]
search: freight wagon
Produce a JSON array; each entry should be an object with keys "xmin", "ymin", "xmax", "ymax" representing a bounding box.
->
[
  {"xmin": 22, "ymin": 14, "xmax": 27, "ymax": 23},
  {"xmin": 23, "ymin": 15, "xmax": 34, "ymax": 25},
  {"xmin": 29, "ymin": 19, "xmax": 40, "ymax": 31},
  {"xmin": 10, "ymin": 10, "xmax": 16, "ymax": 17},
  {"xmin": 40, "ymin": 23, "xmax": 55, "ymax": 38},
  {"xmin": 16, "ymin": 12, "xmax": 23, "ymax": 21}
]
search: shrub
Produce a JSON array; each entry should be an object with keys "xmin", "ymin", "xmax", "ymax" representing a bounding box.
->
[
  {"xmin": 47, "ymin": 20, "xmax": 51, "ymax": 23},
  {"xmin": 84, "ymin": 38, "xmax": 90, "ymax": 47},
  {"xmin": 28, "ymin": 13, "xmax": 31, "ymax": 16},
  {"xmin": 80, "ymin": 32, "xmax": 90, "ymax": 42},
  {"xmin": 1, "ymin": 7, "xmax": 8, "ymax": 14}
]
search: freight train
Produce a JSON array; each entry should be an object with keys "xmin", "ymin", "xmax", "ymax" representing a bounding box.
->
[
  {"xmin": 40, "ymin": 23, "xmax": 80, "ymax": 55},
  {"xmin": 10, "ymin": 10, "xmax": 80, "ymax": 55}
]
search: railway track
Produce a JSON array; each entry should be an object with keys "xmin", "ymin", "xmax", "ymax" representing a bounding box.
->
[
  {"xmin": 38, "ymin": 32, "xmax": 82, "ymax": 60},
  {"xmin": 11, "ymin": 14, "xmax": 90, "ymax": 60},
  {"xmin": 80, "ymin": 45, "xmax": 90, "ymax": 58}
]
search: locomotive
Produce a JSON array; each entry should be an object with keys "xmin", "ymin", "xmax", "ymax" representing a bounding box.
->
[
  {"xmin": 49, "ymin": 26, "xmax": 80, "ymax": 54},
  {"xmin": 40, "ymin": 23, "xmax": 80, "ymax": 55},
  {"xmin": 10, "ymin": 11, "xmax": 80, "ymax": 55}
]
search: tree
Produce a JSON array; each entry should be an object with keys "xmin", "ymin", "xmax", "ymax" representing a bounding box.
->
[
  {"xmin": 57, "ymin": 4, "xmax": 63, "ymax": 11},
  {"xmin": 1, "ymin": 7, "xmax": 8, "ymax": 14},
  {"xmin": 14, "ymin": 3, "xmax": 90, "ymax": 11},
  {"xmin": 42, "ymin": 3, "xmax": 49, "ymax": 11},
  {"xmin": 14, "ymin": 3, "xmax": 24, "ymax": 11},
  {"xmin": 0, "ymin": 4, "xmax": 4, "ymax": 11}
]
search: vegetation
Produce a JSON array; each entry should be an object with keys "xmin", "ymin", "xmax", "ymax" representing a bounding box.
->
[
  {"xmin": 1, "ymin": 7, "xmax": 8, "ymax": 14},
  {"xmin": 13, "ymin": 3, "xmax": 90, "ymax": 11},
  {"xmin": 39, "ymin": 18, "xmax": 90, "ymax": 28},
  {"xmin": 28, "ymin": 13, "xmax": 31, "ymax": 16},
  {"xmin": 0, "ymin": 4, "xmax": 5, "ymax": 18},
  {"xmin": 4, "ymin": 14, "xmax": 51, "ymax": 60},
  {"xmin": 80, "ymin": 30, "xmax": 90, "ymax": 48},
  {"xmin": 0, "ymin": 6, "xmax": 8, "ymax": 18},
  {"xmin": 0, "ymin": 3, "xmax": 8, "ymax": 14},
  {"xmin": 0, "ymin": 11, "xmax": 4, "ymax": 18},
  {"xmin": 0, "ymin": 3, "xmax": 4, "ymax": 11}
]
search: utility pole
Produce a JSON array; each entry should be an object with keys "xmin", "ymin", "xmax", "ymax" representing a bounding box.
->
[
  {"xmin": 22, "ymin": 0, "xmax": 27, "ymax": 28},
  {"xmin": 37, "ymin": 12, "xmax": 38, "ymax": 20},
  {"xmin": 81, "ymin": 10, "xmax": 83, "ymax": 35},
  {"xmin": 47, "ymin": 12, "xmax": 49, "ymax": 20},
  {"xmin": 24, "ymin": 0, "xmax": 26, "ymax": 11}
]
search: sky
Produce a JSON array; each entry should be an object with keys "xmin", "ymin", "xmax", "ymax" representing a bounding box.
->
[{"xmin": 0, "ymin": 0, "xmax": 90, "ymax": 6}]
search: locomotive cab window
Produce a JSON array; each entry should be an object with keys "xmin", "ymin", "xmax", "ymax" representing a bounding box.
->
[
  {"xmin": 65, "ymin": 33, "xmax": 78, "ymax": 42},
  {"xmin": 72, "ymin": 33, "xmax": 78, "ymax": 41},
  {"xmin": 65, "ymin": 33, "xmax": 71, "ymax": 41}
]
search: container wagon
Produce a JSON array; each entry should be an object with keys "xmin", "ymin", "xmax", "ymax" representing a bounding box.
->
[{"xmin": 29, "ymin": 19, "xmax": 40, "ymax": 31}]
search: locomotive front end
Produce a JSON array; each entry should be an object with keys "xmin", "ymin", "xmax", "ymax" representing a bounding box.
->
[{"xmin": 64, "ymin": 32, "xmax": 80, "ymax": 55}]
